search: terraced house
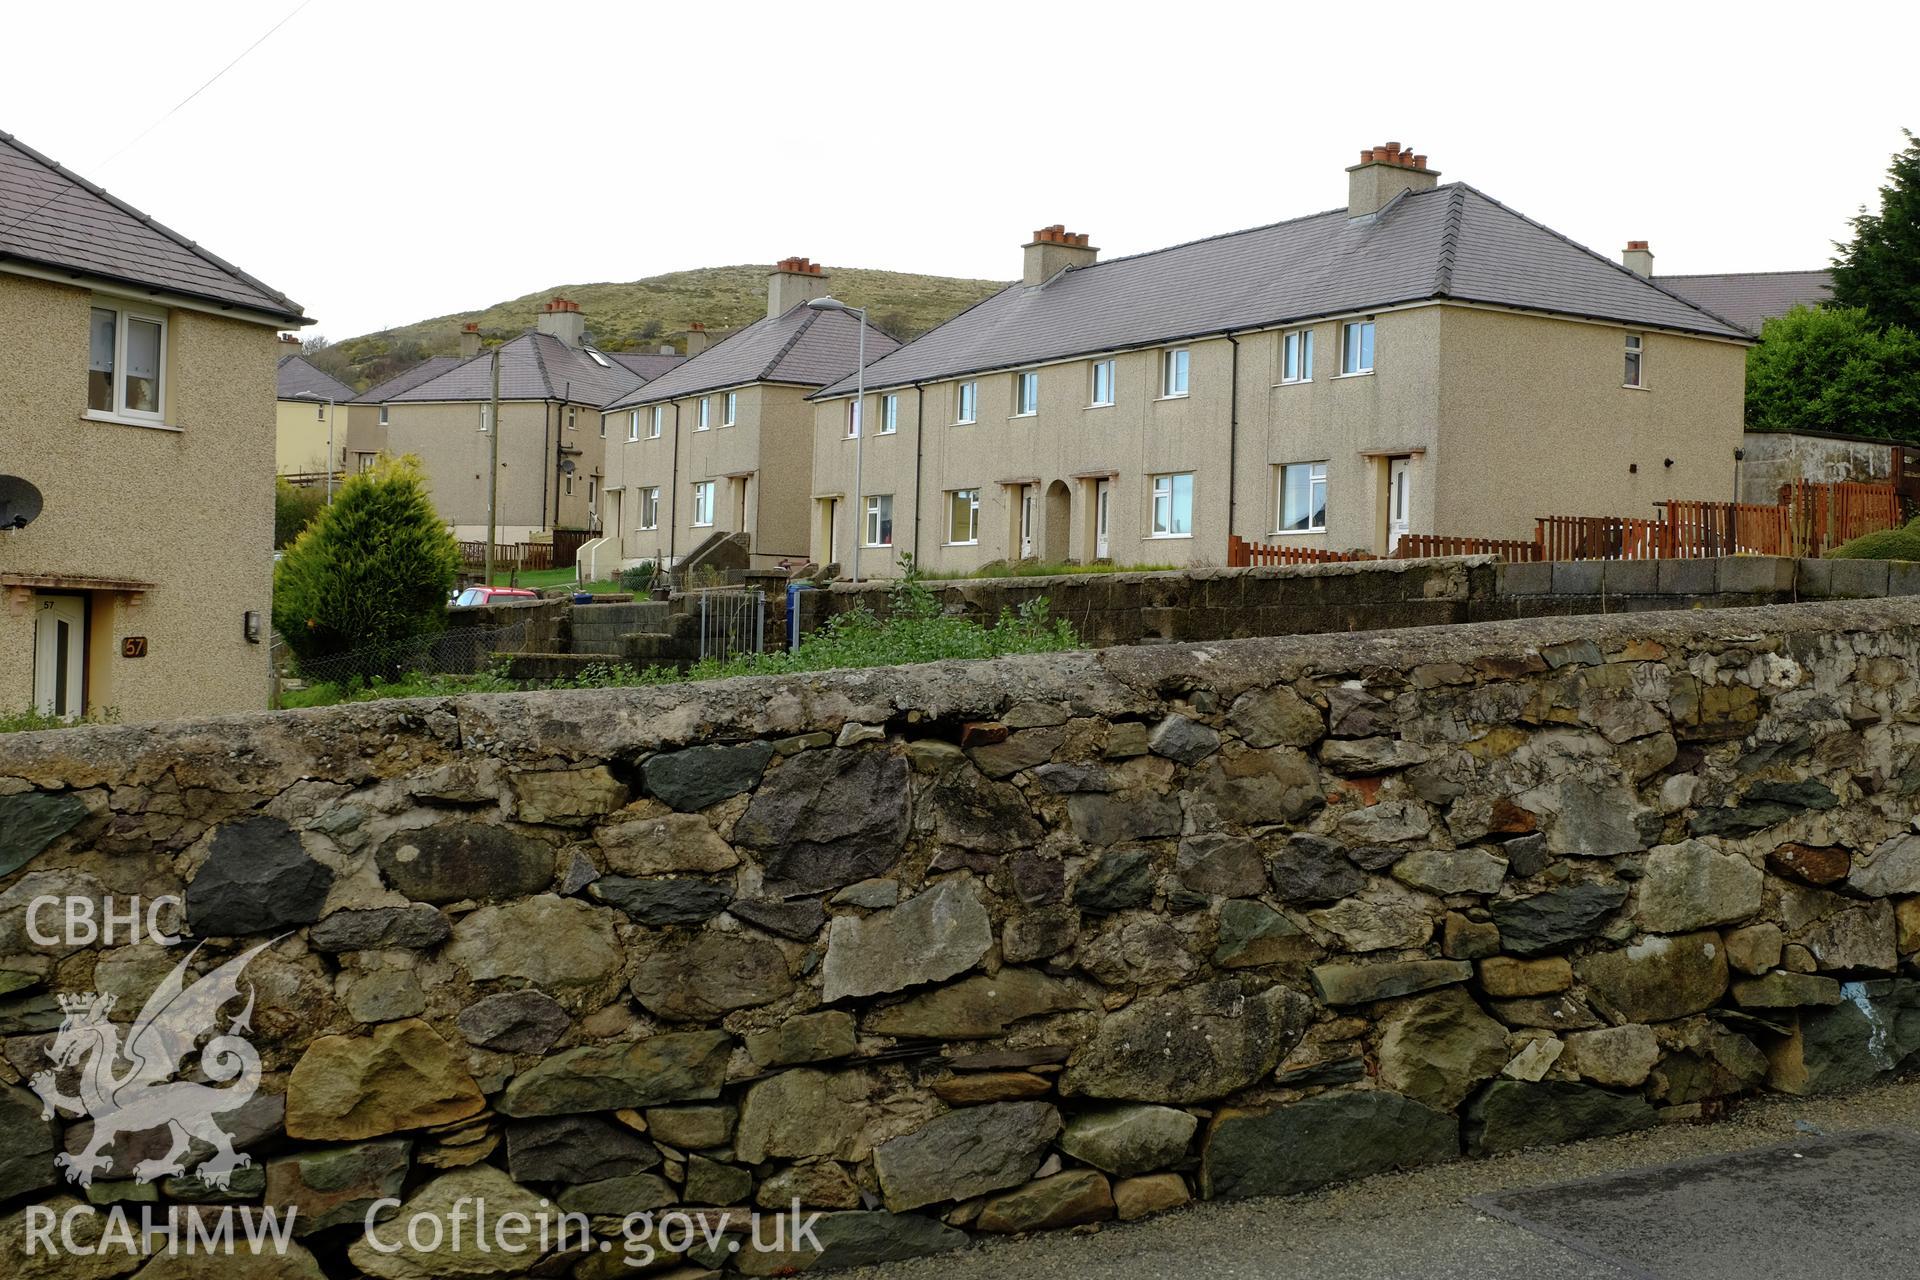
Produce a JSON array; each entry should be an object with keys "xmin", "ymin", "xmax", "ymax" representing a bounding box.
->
[
  {"xmin": 600, "ymin": 259, "xmax": 898, "ymax": 569},
  {"xmin": 0, "ymin": 129, "xmax": 308, "ymax": 719},
  {"xmin": 809, "ymin": 144, "xmax": 1750, "ymax": 573},
  {"xmin": 379, "ymin": 301, "xmax": 683, "ymax": 541}
]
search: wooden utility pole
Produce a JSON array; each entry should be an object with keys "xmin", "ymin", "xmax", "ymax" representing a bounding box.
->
[{"xmin": 484, "ymin": 349, "xmax": 501, "ymax": 585}]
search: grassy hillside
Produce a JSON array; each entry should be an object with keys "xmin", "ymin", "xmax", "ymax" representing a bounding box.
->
[{"xmin": 310, "ymin": 264, "xmax": 1007, "ymax": 391}]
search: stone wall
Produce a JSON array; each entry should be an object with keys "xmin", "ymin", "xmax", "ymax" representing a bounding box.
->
[
  {"xmin": 795, "ymin": 556, "xmax": 1920, "ymax": 652},
  {"xmin": 6, "ymin": 599, "xmax": 1920, "ymax": 1275}
]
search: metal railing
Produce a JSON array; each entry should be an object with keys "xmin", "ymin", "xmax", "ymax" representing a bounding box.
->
[{"xmin": 696, "ymin": 589, "xmax": 766, "ymax": 663}]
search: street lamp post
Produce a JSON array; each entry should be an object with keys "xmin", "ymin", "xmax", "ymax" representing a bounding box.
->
[{"xmin": 806, "ymin": 296, "xmax": 867, "ymax": 583}]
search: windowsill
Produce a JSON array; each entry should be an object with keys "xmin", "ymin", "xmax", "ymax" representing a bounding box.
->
[
  {"xmin": 862, "ymin": 543, "xmax": 893, "ymax": 550},
  {"xmin": 954, "ymin": 421, "xmax": 976, "ymax": 427},
  {"xmin": 1147, "ymin": 533, "xmax": 1194, "ymax": 541},
  {"xmin": 82, "ymin": 409, "xmax": 180, "ymax": 432},
  {"xmin": 1155, "ymin": 393, "xmax": 1190, "ymax": 402},
  {"xmin": 1334, "ymin": 370, "xmax": 1375, "ymax": 380},
  {"xmin": 1275, "ymin": 379, "xmax": 1312, "ymax": 388},
  {"xmin": 1622, "ymin": 384, "xmax": 1651, "ymax": 392},
  {"xmin": 1009, "ymin": 413, "xmax": 1037, "ymax": 420},
  {"xmin": 876, "ymin": 430, "xmax": 897, "ymax": 437},
  {"xmin": 945, "ymin": 541, "xmax": 979, "ymax": 547},
  {"xmin": 1086, "ymin": 403, "xmax": 1115, "ymax": 411},
  {"xmin": 1272, "ymin": 529, "xmax": 1328, "ymax": 537},
  {"xmin": 692, "ymin": 523, "xmax": 715, "ymax": 529}
]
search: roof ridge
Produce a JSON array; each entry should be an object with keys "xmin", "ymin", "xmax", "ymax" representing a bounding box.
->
[
  {"xmin": 1433, "ymin": 185, "xmax": 1466, "ymax": 296},
  {"xmin": 527, "ymin": 333, "xmax": 560, "ymax": 399},
  {"xmin": 1654, "ymin": 269, "xmax": 1833, "ymax": 281},
  {"xmin": 1449, "ymin": 183, "xmax": 1749, "ymax": 337},
  {"xmin": 0, "ymin": 130, "xmax": 306, "ymax": 321}
]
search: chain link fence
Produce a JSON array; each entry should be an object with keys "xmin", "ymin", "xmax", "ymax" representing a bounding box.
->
[{"xmin": 273, "ymin": 620, "xmax": 533, "ymax": 690}]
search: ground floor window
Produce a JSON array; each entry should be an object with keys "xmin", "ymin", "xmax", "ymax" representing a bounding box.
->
[
  {"xmin": 1277, "ymin": 461, "xmax": 1328, "ymax": 532},
  {"xmin": 692, "ymin": 481, "xmax": 715, "ymax": 527},
  {"xmin": 865, "ymin": 494, "xmax": 894, "ymax": 546},
  {"xmin": 1150, "ymin": 472, "xmax": 1193, "ymax": 537},
  {"xmin": 946, "ymin": 488, "xmax": 979, "ymax": 544},
  {"xmin": 639, "ymin": 487, "xmax": 660, "ymax": 529}
]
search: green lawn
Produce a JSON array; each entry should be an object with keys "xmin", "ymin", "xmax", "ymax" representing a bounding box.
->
[{"xmin": 484, "ymin": 567, "xmax": 623, "ymax": 593}]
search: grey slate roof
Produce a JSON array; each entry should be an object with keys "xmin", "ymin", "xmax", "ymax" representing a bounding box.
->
[
  {"xmin": 607, "ymin": 306, "xmax": 901, "ymax": 411},
  {"xmin": 389, "ymin": 333, "xmax": 646, "ymax": 407},
  {"xmin": 608, "ymin": 351, "xmax": 688, "ymax": 381},
  {"xmin": 350, "ymin": 357, "xmax": 465, "ymax": 404},
  {"xmin": 0, "ymin": 130, "xmax": 307, "ymax": 324},
  {"xmin": 276, "ymin": 355, "xmax": 357, "ymax": 403},
  {"xmin": 816, "ymin": 184, "xmax": 1748, "ymax": 398},
  {"xmin": 1654, "ymin": 270, "xmax": 1833, "ymax": 336}
]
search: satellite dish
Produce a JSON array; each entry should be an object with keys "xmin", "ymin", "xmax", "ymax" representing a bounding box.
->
[
  {"xmin": 0, "ymin": 475, "xmax": 43, "ymax": 531},
  {"xmin": 560, "ymin": 459, "xmax": 577, "ymax": 475}
]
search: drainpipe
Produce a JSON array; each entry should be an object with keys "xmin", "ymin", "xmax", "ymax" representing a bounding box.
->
[
  {"xmin": 668, "ymin": 401, "xmax": 682, "ymax": 564},
  {"xmin": 911, "ymin": 384, "xmax": 925, "ymax": 565},
  {"xmin": 554, "ymin": 381, "xmax": 573, "ymax": 529},
  {"xmin": 1225, "ymin": 332, "xmax": 1241, "ymax": 545},
  {"xmin": 540, "ymin": 401, "xmax": 551, "ymax": 536}
]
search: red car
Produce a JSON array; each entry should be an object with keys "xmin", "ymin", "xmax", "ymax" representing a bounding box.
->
[{"xmin": 451, "ymin": 586, "xmax": 539, "ymax": 607}]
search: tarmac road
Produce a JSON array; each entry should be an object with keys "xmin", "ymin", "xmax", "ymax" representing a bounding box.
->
[{"xmin": 850, "ymin": 1077, "xmax": 1920, "ymax": 1280}]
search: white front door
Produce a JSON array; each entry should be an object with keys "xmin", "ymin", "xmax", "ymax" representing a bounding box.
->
[
  {"xmin": 33, "ymin": 595, "xmax": 85, "ymax": 718},
  {"xmin": 1388, "ymin": 457, "xmax": 1411, "ymax": 549},
  {"xmin": 1095, "ymin": 481, "xmax": 1111, "ymax": 559},
  {"xmin": 1020, "ymin": 488, "xmax": 1036, "ymax": 558}
]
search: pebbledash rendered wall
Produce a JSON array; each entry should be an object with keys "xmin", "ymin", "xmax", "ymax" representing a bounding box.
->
[{"xmin": 7, "ymin": 600, "xmax": 1920, "ymax": 1275}]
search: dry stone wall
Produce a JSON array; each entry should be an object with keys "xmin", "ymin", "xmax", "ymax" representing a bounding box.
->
[{"xmin": 6, "ymin": 599, "xmax": 1920, "ymax": 1276}]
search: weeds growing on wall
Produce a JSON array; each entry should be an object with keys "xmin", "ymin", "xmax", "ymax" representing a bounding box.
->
[{"xmin": 0, "ymin": 706, "xmax": 121, "ymax": 734}]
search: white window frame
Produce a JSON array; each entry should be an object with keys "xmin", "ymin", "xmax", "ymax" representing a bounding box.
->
[
  {"xmin": 1014, "ymin": 371, "xmax": 1039, "ymax": 416},
  {"xmin": 846, "ymin": 399, "xmax": 861, "ymax": 439},
  {"xmin": 627, "ymin": 410, "xmax": 640, "ymax": 442},
  {"xmin": 86, "ymin": 302, "xmax": 169, "ymax": 426},
  {"xmin": 722, "ymin": 391, "xmax": 738, "ymax": 426},
  {"xmin": 639, "ymin": 486, "xmax": 660, "ymax": 530},
  {"xmin": 864, "ymin": 493, "xmax": 894, "ymax": 547},
  {"xmin": 1276, "ymin": 461, "xmax": 1328, "ymax": 533},
  {"xmin": 691, "ymin": 480, "xmax": 715, "ymax": 527},
  {"xmin": 378, "ymin": 404, "xmax": 390, "ymax": 425},
  {"xmin": 567, "ymin": 405, "xmax": 578, "ymax": 432},
  {"xmin": 696, "ymin": 397, "xmax": 711, "ymax": 431},
  {"xmin": 1090, "ymin": 358, "xmax": 1116, "ymax": 407},
  {"xmin": 565, "ymin": 473, "xmax": 575, "ymax": 497},
  {"xmin": 880, "ymin": 393, "xmax": 899, "ymax": 435},
  {"xmin": 478, "ymin": 404, "xmax": 493, "ymax": 433},
  {"xmin": 1624, "ymin": 333, "xmax": 1646, "ymax": 388},
  {"xmin": 1161, "ymin": 348, "xmax": 1190, "ymax": 398},
  {"xmin": 1340, "ymin": 321, "xmax": 1375, "ymax": 376},
  {"xmin": 649, "ymin": 405, "xmax": 664, "ymax": 439},
  {"xmin": 1150, "ymin": 472, "xmax": 1194, "ymax": 539},
  {"xmin": 946, "ymin": 488, "xmax": 980, "ymax": 545},
  {"xmin": 1281, "ymin": 329, "xmax": 1314, "ymax": 384},
  {"xmin": 955, "ymin": 382, "xmax": 978, "ymax": 425}
]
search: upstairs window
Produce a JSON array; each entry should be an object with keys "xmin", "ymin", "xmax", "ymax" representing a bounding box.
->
[
  {"xmin": 649, "ymin": 406, "xmax": 664, "ymax": 438},
  {"xmin": 1341, "ymin": 321, "xmax": 1375, "ymax": 375},
  {"xmin": 1282, "ymin": 329, "xmax": 1314, "ymax": 383},
  {"xmin": 378, "ymin": 405, "xmax": 390, "ymax": 425},
  {"xmin": 1090, "ymin": 359, "xmax": 1116, "ymax": 406},
  {"xmin": 567, "ymin": 405, "xmax": 578, "ymax": 431},
  {"xmin": 627, "ymin": 410, "xmax": 640, "ymax": 442},
  {"xmin": 697, "ymin": 397, "xmax": 711, "ymax": 430},
  {"xmin": 723, "ymin": 391, "xmax": 738, "ymax": 425},
  {"xmin": 1162, "ymin": 348, "xmax": 1190, "ymax": 397},
  {"xmin": 1014, "ymin": 371, "xmax": 1039, "ymax": 416},
  {"xmin": 1151, "ymin": 472, "xmax": 1194, "ymax": 537},
  {"xmin": 479, "ymin": 404, "xmax": 493, "ymax": 433},
  {"xmin": 88, "ymin": 305, "xmax": 166, "ymax": 421},
  {"xmin": 955, "ymin": 382, "xmax": 978, "ymax": 424},
  {"xmin": 1624, "ymin": 334, "xmax": 1645, "ymax": 388},
  {"xmin": 880, "ymin": 393, "xmax": 899, "ymax": 435},
  {"xmin": 846, "ymin": 399, "xmax": 862, "ymax": 438}
]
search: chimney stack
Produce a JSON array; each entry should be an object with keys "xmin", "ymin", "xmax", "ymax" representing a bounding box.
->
[
  {"xmin": 684, "ymin": 322, "xmax": 710, "ymax": 357},
  {"xmin": 1346, "ymin": 141, "xmax": 1440, "ymax": 218},
  {"xmin": 459, "ymin": 322, "xmax": 483, "ymax": 359},
  {"xmin": 535, "ymin": 297, "xmax": 586, "ymax": 347},
  {"xmin": 768, "ymin": 257, "xmax": 830, "ymax": 318},
  {"xmin": 1622, "ymin": 240, "xmax": 1655, "ymax": 278},
  {"xmin": 1023, "ymin": 225, "xmax": 1097, "ymax": 287},
  {"xmin": 277, "ymin": 333, "xmax": 302, "ymax": 359}
]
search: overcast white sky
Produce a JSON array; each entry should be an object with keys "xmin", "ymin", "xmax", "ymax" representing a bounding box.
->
[{"xmin": 3, "ymin": 0, "xmax": 1913, "ymax": 338}]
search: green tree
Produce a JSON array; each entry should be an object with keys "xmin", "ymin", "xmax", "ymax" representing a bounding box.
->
[
  {"xmin": 273, "ymin": 478, "xmax": 325, "ymax": 549},
  {"xmin": 1832, "ymin": 130, "xmax": 1920, "ymax": 331},
  {"xmin": 1745, "ymin": 305, "xmax": 1920, "ymax": 438},
  {"xmin": 272, "ymin": 456, "xmax": 461, "ymax": 676}
]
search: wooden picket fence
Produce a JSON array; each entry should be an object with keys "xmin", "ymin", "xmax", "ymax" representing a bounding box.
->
[
  {"xmin": 1226, "ymin": 535, "xmax": 1377, "ymax": 567},
  {"xmin": 458, "ymin": 541, "xmax": 557, "ymax": 573},
  {"xmin": 1781, "ymin": 479, "xmax": 1902, "ymax": 556},
  {"xmin": 1393, "ymin": 533, "xmax": 1542, "ymax": 563}
]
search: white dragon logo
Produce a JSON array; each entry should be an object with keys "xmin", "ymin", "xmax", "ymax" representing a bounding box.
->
[{"xmin": 29, "ymin": 941, "xmax": 270, "ymax": 1189}]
